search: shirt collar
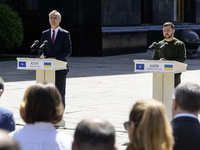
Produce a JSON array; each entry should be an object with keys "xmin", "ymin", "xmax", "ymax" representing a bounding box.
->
[
  {"xmin": 24, "ymin": 122, "xmax": 55, "ymax": 130},
  {"xmin": 174, "ymin": 113, "xmax": 198, "ymax": 119},
  {"xmin": 51, "ymin": 27, "xmax": 60, "ymax": 33}
]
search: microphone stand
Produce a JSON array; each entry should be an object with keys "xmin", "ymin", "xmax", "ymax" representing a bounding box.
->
[
  {"xmin": 152, "ymin": 46, "xmax": 160, "ymax": 60},
  {"xmin": 39, "ymin": 47, "xmax": 44, "ymax": 58},
  {"xmin": 147, "ymin": 47, "xmax": 155, "ymax": 60},
  {"xmin": 158, "ymin": 47, "xmax": 166, "ymax": 60},
  {"xmin": 29, "ymin": 48, "xmax": 41, "ymax": 58}
]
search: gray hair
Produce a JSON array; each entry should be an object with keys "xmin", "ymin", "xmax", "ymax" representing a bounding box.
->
[
  {"xmin": 173, "ymin": 82, "xmax": 200, "ymax": 112},
  {"xmin": 49, "ymin": 10, "xmax": 61, "ymax": 19}
]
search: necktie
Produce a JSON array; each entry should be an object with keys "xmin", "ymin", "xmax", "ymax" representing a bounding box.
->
[{"xmin": 52, "ymin": 30, "xmax": 55, "ymax": 45}]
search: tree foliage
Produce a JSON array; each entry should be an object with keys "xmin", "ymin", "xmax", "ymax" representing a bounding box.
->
[{"xmin": 0, "ymin": 4, "xmax": 24, "ymax": 53}]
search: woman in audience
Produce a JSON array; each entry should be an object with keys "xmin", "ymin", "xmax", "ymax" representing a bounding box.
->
[
  {"xmin": 124, "ymin": 99, "xmax": 174, "ymax": 150},
  {"xmin": 9, "ymin": 83, "xmax": 73, "ymax": 150}
]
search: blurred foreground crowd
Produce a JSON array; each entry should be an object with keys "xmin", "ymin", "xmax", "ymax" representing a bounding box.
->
[{"xmin": 0, "ymin": 76, "xmax": 200, "ymax": 150}]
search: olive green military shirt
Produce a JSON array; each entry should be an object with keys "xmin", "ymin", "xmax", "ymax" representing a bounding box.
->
[{"xmin": 152, "ymin": 38, "xmax": 186, "ymax": 63}]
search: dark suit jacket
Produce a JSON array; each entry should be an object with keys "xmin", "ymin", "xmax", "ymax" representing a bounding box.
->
[
  {"xmin": 172, "ymin": 116, "xmax": 200, "ymax": 150},
  {"xmin": 40, "ymin": 27, "xmax": 72, "ymax": 65},
  {"xmin": 0, "ymin": 106, "xmax": 15, "ymax": 132}
]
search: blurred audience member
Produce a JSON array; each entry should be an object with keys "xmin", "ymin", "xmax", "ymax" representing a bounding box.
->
[
  {"xmin": 9, "ymin": 83, "xmax": 73, "ymax": 150},
  {"xmin": 0, "ymin": 76, "xmax": 15, "ymax": 132},
  {"xmin": 172, "ymin": 82, "xmax": 200, "ymax": 150},
  {"xmin": 124, "ymin": 99, "xmax": 174, "ymax": 150},
  {"xmin": 0, "ymin": 129, "xmax": 20, "ymax": 150},
  {"xmin": 72, "ymin": 117, "xmax": 117, "ymax": 150}
]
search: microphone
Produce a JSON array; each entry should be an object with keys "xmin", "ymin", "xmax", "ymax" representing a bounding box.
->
[
  {"xmin": 30, "ymin": 40, "xmax": 39, "ymax": 49},
  {"xmin": 160, "ymin": 42, "xmax": 168, "ymax": 49},
  {"xmin": 39, "ymin": 40, "xmax": 48, "ymax": 49},
  {"xmin": 149, "ymin": 42, "xmax": 158, "ymax": 49}
]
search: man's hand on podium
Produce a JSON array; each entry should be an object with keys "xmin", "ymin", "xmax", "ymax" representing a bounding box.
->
[
  {"xmin": 160, "ymin": 58, "xmax": 166, "ymax": 60},
  {"xmin": 40, "ymin": 55, "xmax": 45, "ymax": 59}
]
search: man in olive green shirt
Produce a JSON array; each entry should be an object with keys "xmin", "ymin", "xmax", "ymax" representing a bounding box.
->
[{"xmin": 153, "ymin": 22, "xmax": 187, "ymax": 87}]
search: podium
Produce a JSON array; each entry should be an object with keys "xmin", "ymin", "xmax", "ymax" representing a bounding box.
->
[
  {"xmin": 17, "ymin": 58, "xmax": 67, "ymax": 84},
  {"xmin": 134, "ymin": 59, "xmax": 187, "ymax": 119}
]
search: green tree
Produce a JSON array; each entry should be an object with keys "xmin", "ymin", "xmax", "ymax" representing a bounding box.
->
[{"xmin": 0, "ymin": 4, "xmax": 24, "ymax": 53}]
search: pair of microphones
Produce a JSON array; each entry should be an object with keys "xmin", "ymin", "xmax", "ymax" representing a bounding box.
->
[
  {"xmin": 148, "ymin": 42, "xmax": 168, "ymax": 50},
  {"xmin": 30, "ymin": 40, "xmax": 48, "ymax": 57},
  {"xmin": 30, "ymin": 40, "xmax": 48, "ymax": 49}
]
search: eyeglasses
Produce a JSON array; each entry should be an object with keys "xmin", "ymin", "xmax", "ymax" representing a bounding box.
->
[
  {"xmin": 123, "ymin": 121, "xmax": 139, "ymax": 130},
  {"xmin": 123, "ymin": 121, "xmax": 130, "ymax": 130}
]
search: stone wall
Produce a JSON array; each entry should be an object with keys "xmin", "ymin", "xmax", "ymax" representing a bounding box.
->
[{"xmin": 101, "ymin": 0, "xmax": 141, "ymax": 26}]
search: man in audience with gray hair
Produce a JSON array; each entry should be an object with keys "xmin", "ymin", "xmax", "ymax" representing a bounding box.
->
[{"xmin": 172, "ymin": 82, "xmax": 200, "ymax": 150}]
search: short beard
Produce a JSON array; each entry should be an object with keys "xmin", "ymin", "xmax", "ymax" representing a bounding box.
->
[{"xmin": 165, "ymin": 33, "xmax": 173, "ymax": 39}]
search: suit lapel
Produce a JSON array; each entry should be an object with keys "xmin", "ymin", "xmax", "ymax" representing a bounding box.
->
[
  {"xmin": 47, "ymin": 29, "xmax": 52, "ymax": 46},
  {"xmin": 54, "ymin": 28, "xmax": 61, "ymax": 46}
]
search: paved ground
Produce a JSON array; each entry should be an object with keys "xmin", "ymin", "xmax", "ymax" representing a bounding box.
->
[{"xmin": 1, "ymin": 51, "xmax": 200, "ymax": 150}]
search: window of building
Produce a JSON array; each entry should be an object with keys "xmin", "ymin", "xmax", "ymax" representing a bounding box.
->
[
  {"xmin": 141, "ymin": 0, "xmax": 153, "ymax": 24},
  {"xmin": 174, "ymin": 0, "xmax": 184, "ymax": 22},
  {"xmin": 25, "ymin": 0, "xmax": 38, "ymax": 11}
]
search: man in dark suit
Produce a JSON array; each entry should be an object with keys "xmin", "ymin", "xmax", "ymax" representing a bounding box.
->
[
  {"xmin": 0, "ymin": 76, "xmax": 15, "ymax": 132},
  {"xmin": 40, "ymin": 10, "xmax": 72, "ymax": 108},
  {"xmin": 172, "ymin": 82, "xmax": 200, "ymax": 150}
]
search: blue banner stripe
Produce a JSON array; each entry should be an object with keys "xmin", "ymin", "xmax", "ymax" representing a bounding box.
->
[
  {"xmin": 164, "ymin": 64, "xmax": 173, "ymax": 68},
  {"xmin": 44, "ymin": 62, "xmax": 51, "ymax": 66}
]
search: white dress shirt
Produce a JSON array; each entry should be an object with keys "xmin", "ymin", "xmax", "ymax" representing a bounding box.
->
[
  {"xmin": 174, "ymin": 113, "xmax": 198, "ymax": 119},
  {"xmin": 9, "ymin": 122, "xmax": 73, "ymax": 150},
  {"xmin": 51, "ymin": 27, "xmax": 60, "ymax": 40}
]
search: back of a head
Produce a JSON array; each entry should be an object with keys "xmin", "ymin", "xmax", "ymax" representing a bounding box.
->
[
  {"xmin": 73, "ymin": 118, "xmax": 115, "ymax": 150},
  {"xmin": 174, "ymin": 82, "xmax": 200, "ymax": 113},
  {"xmin": 0, "ymin": 129, "xmax": 20, "ymax": 150},
  {"xmin": 20, "ymin": 83, "xmax": 64, "ymax": 124},
  {"xmin": 129, "ymin": 99, "xmax": 174, "ymax": 150}
]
